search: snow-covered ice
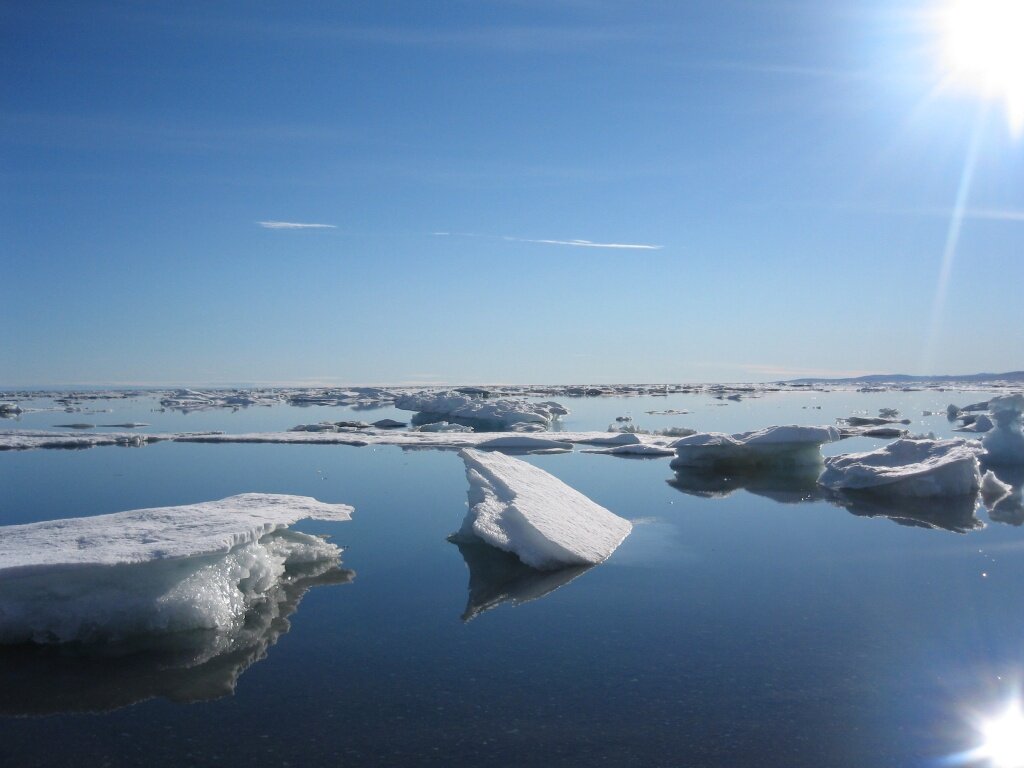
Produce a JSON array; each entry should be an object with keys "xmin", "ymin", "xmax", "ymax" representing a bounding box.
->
[
  {"xmin": 818, "ymin": 438, "xmax": 982, "ymax": 496},
  {"xmin": 396, "ymin": 391, "xmax": 567, "ymax": 430},
  {"xmin": 981, "ymin": 394, "xmax": 1024, "ymax": 464},
  {"xmin": 669, "ymin": 425, "xmax": 840, "ymax": 470},
  {"xmin": 0, "ymin": 494, "xmax": 353, "ymax": 644},
  {"xmin": 453, "ymin": 449, "xmax": 632, "ymax": 570}
]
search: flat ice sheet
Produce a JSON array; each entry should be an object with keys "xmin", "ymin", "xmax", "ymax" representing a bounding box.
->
[
  {"xmin": 0, "ymin": 493, "xmax": 354, "ymax": 577},
  {"xmin": 455, "ymin": 449, "xmax": 632, "ymax": 570}
]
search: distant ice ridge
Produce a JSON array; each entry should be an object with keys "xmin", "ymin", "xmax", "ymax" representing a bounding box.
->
[
  {"xmin": 0, "ymin": 494, "xmax": 353, "ymax": 645},
  {"xmin": 669, "ymin": 425, "xmax": 841, "ymax": 470},
  {"xmin": 982, "ymin": 394, "xmax": 1024, "ymax": 464},
  {"xmin": 395, "ymin": 391, "xmax": 568, "ymax": 430},
  {"xmin": 818, "ymin": 438, "xmax": 982, "ymax": 497},
  {"xmin": 454, "ymin": 449, "xmax": 632, "ymax": 570}
]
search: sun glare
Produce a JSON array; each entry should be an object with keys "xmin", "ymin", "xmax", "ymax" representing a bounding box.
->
[
  {"xmin": 974, "ymin": 702, "xmax": 1024, "ymax": 768},
  {"xmin": 942, "ymin": 0, "xmax": 1024, "ymax": 131}
]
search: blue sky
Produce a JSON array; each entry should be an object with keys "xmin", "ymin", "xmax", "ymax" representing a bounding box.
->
[{"xmin": 2, "ymin": 0, "xmax": 1022, "ymax": 386}]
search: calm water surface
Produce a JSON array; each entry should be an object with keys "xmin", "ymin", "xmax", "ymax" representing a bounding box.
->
[{"xmin": 1, "ymin": 390, "xmax": 1021, "ymax": 767}]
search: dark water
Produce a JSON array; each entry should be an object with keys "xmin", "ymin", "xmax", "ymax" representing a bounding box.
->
[{"xmin": 1, "ymin": 391, "xmax": 1022, "ymax": 766}]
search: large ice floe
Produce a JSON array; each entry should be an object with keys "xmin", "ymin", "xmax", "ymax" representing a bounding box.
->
[
  {"xmin": 818, "ymin": 438, "xmax": 982, "ymax": 497},
  {"xmin": 453, "ymin": 449, "xmax": 632, "ymax": 570},
  {"xmin": 395, "ymin": 391, "xmax": 568, "ymax": 430},
  {"xmin": 981, "ymin": 394, "xmax": 1024, "ymax": 464},
  {"xmin": 0, "ymin": 494, "xmax": 353, "ymax": 645},
  {"xmin": 669, "ymin": 425, "xmax": 841, "ymax": 470}
]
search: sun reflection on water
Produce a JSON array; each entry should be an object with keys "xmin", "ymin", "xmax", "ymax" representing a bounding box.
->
[{"xmin": 950, "ymin": 697, "xmax": 1024, "ymax": 768}]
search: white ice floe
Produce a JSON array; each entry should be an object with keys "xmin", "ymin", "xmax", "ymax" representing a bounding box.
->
[
  {"xmin": 473, "ymin": 436, "xmax": 574, "ymax": 452},
  {"xmin": 954, "ymin": 414, "xmax": 994, "ymax": 433},
  {"xmin": 818, "ymin": 438, "xmax": 982, "ymax": 496},
  {"xmin": 982, "ymin": 394, "xmax": 1024, "ymax": 464},
  {"xmin": 415, "ymin": 421, "xmax": 474, "ymax": 433},
  {"xmin": 585, "ymin": 443, "xmax": 676, "ymax": 457},
  {"xmin": 454, "ymin": 449, "xmax": 632, "ymax": 570},
  {"xmin": 0, "ymin": 494, "xmax": 353, "ymax": 644},
  {"xmin": 395, "ymin": 391, "xmax": 567, "ymax": 429},
  {"xmin": 669, "ymin": 425, "xmax": 841, "ymax": 470}
]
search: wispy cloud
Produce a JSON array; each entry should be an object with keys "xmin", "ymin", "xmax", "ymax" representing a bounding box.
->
[
  {"xmin": 505, "ymin": 236, "xmax": 662, "ymax": 250},
  {"xmin": 258, "ymin": 220, "xmax": 337, "ymax": 230},
  {"xmin": 433, "ymin": 231, "xmax": 662, "ymax": 250}
]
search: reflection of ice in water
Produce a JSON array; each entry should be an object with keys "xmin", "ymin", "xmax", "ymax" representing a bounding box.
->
[
  {"xmin": 825, "ymin": 489, "xmax": 984, "ymax": 533},
  {"xmin": 450, "ymin": 540, "xmax": 590, "ymax": 622},
  {"xmin": 981, "ymin": 465, "xmax": 1024, "ymax": 526},
  {"xmin": 0, "ymin": 560, "xmax": 354, "ymax": 716},
  {"xmin": 667, "ymin": 465, "xmax": 824, "ymax": 504}
]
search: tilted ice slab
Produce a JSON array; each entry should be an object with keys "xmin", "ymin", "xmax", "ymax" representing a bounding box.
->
[
  {"xmin": 0, "ymin": 494, "xmax": 353, "ymax": 644},
  {"xmin": 454, "ymin": 449, "xmax": 632, "ymax": 570},
  {"xmin": 982, "ymin": 394, "xmax": 1024, "ymax": 464},
  {"xmin": 818, "ymin": 438, "xmax": 982, "ymax": 497},
  {"xmin": 669, "ymin": 425, "xmax": 841, "ymax": 470},
  {"xmin": 395, "ymin": 391, "xmax": 568, "ymax": 429}
]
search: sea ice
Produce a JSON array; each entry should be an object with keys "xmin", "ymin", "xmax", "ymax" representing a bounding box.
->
[
  {"xmin": 0, "ymin": 494, "xmax": 353, "ymax": 644},
  {"xmin": 954, "ymin": 414, "xmax": 993, "ymax": 433},
  {"xmin": 669, "ymin": 425, "xmax": 840, "ymax": 470},
  {"xmin": 454, "ymin": 449, "xmax": 632, "ymax": 570},
  {"xmin": 818, "ymin": 438, "xmax": 982, "ymax": 496},
  {"xmin": 396, "ymin": 391, "xmax": 567, "ymax": 430},
  {"xmin": 981, "ymin": 394, "xmax": 1024, "ymax": 464}
]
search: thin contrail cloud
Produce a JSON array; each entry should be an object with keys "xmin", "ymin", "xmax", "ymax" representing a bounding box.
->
[
  {"xmin": 258, "ymin": 220, "xmax": 337, "ymax": 229},
  {"xmin": 433, "ymin": 232, "xmax": 662, "ymax": 250}
]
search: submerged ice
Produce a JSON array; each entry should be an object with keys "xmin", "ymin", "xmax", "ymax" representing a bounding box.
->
[{"xmin": 0, "ymin": 494, "xmax": 354, "ymax": 645}]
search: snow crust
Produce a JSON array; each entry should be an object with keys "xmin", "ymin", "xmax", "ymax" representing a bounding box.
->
[
  {"xmin": 0, "ymin": 494, "xmax": 353, "ymax": 645},
  {"xmin": 396, "ymin": 391, "xmax": 567, "ymax": 429},
  {"xmin": 669, "ymin": 425, "xmax": 840, "ymax": 470},
  {"xmin": 982, "ymin": 394, "xmax": 1024, "ymax": 464},
  {"xmin": 818, "ymin": 438, "xmax": 982, "ymax": 496},
  {"xmin": 454, "ymin": 449, "xmax": 631, "ymax": 570}
]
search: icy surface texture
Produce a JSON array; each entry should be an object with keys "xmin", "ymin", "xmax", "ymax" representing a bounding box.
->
[
  {"xmin": 455, "ymin": 449, "xmax": 632, "ymax": 570},
  {"xmin": 0, "ymin": 494, "xmax": 353, "ymax": 644},
  {"xmin": 396, "ymin": 391, "xmax": 567, "ymax": 429},
  {"xmin": 818, "ymin": 439, "xmax": 982, "ymax": 496},
  {"xmin": 669, "ymin": 425, "xmax": 841, "ymax": 470},
  {"xmin": 982, "ymin": 394, "xmax": 1024, "ymax": 464}
]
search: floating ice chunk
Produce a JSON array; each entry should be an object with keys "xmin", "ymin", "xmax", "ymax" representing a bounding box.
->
[
  {"xmin": 474, "ymin": 436, "xmax": 573, "ymax": 452},
  {"xmin": 372, "ymin": 418, "xmax": 406, "ymax": 428},
  {"xmin": 396, "ymin": 391, "xmax": 566, "ymax": 429},
  {"xmin": 982, "ymin": 394, "xmax": 1024, "ymax": 464},
  {"xmin": 455, "ymin": 449, "xmax": 632, "ymax": 570},
  {"xmin": 0, "ymin": 403, "xmax": 23, "ymax": 416},
  {"xmin": 584, "ymin": 443, "xmax": 676, "ymax": 457},
  {"xmin": 669, "ymin": 425, "xmax": 841, "ymax": 470},
  {"xmin": 955, "ymin": 414, "xmax": 993, "ymax": 433},
  {"xmin": 818, "ymin": 438, "xmax": 982, "ymax": 496},
  {"xmin": 415, "ymin": 421, "xmax": 474, "ymax": 433},
  {"xmin": 508, "ymin": 422, "xmax": 546, "ymax": 433},
  {"xmin": 0, "ymin": 494, "xmax": 353, "ymax": 644}
]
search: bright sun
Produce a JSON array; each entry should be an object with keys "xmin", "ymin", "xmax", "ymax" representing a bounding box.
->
[{"xmin": 941, "ymin": 0, "xmax": 1024, "ymax": 130}]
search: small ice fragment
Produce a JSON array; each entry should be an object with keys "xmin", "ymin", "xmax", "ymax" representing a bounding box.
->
[{"xmin": 454, "ymin": 449, "xmax": 632, "ymax": 570}]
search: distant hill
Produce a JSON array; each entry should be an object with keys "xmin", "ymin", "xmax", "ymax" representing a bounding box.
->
[{"xmin": 785, "ymin": 371, "xmax": 1024, "ymax": 384}]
